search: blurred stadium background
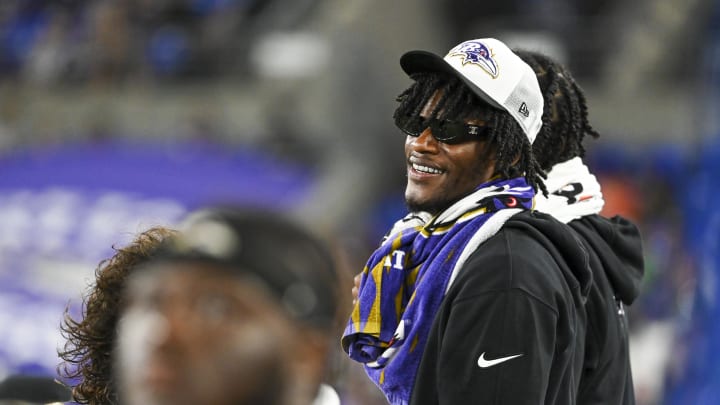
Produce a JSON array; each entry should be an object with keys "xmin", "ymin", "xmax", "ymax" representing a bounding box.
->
[{"xmin": 0, "ymin": 0, "xmax": 718, "ymax": 404}]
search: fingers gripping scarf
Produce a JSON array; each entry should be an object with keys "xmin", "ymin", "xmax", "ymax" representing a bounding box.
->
[{"xmin": 341, "ymin": 177, "xmax": 535, "ymax": 405}]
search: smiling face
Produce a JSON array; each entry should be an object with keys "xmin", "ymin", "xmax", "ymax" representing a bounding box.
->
[{"xmin": 404, "ymin": 90, "xmax": 497, "ymax": 214}]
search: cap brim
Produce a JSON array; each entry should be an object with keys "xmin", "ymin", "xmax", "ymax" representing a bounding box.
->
[
  {"xmin": 400, "ymin": 50, "xmax": 457, "ymax": 77},
  {"xmin": 399, "ymin": 50, "xmax": 503, "ymax": 110}
]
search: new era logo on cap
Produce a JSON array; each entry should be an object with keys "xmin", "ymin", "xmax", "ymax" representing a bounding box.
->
[
  {"xmin": 399, "ymin": 38, "xmax": 543, "ymax": 144},
  {"xmin": 519, "ymin": 102, "xmax": 530, "ymax": 117}
]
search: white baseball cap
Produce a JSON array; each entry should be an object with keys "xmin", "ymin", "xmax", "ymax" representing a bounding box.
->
[{"xmin": 400, "ymin": 38, "xmax": 543, "ymax": 144}]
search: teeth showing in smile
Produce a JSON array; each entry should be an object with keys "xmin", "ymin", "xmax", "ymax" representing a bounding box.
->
[{"xmin": 412, "ymin": 163, "xmax": 443, "ymax": 174}]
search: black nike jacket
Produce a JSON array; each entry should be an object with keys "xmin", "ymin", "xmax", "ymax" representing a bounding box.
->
[
  {"xmin": 409, "ymin": 210, "xmax": 592, "ymax": 405},
  {"xmin": 570, "ymin": 215, "xmax": 644, "ymax": 405}
]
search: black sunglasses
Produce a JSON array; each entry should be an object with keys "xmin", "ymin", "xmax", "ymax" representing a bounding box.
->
[{"xmin": 394, "ymin": 115, "xmax": 490, "ymax": 144}]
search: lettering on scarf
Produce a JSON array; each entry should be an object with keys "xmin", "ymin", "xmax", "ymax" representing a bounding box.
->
[{"xmin": 384, "ymin": 250, "xmax": 406, "ymax": 270}]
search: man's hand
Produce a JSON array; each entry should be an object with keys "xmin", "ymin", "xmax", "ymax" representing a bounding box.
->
[{"xmin": 352, "ymin": 272, "xmax": 362, "ymax": 305}]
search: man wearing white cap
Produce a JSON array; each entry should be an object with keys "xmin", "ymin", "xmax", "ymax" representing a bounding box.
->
[{"xmin": 342, "ymin": 38, "xmax": 591, "ymax": 404}]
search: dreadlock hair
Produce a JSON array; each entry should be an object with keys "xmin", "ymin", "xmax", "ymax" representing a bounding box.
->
[
  {"xmin": 514, "ymin": 50, "xmax": 600, "ymax": 172},
  {"xmin": 393, "ymin": 72, "xmax": 546, "ymax": 195},
  {"xmin": 58, "ymin": 226, "xmax": 176, "ymax": 405}
]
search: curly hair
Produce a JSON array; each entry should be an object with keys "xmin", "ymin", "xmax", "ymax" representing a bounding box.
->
[
  {"xmin": 394, "ymin": 72, "xmax": 547, "ymax": 196},
  {"xmin": 58, "ymin": 226, "xmax": 176, "ymax": 405},
  {"xmin": 514, "ymin": 50, "xmax": 600, "ymax": 171}
]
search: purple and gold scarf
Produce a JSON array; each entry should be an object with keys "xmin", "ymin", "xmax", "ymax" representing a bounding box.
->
[{"xmin": 341, "ymin": 177, "xmax": 535, "ymax": 405}]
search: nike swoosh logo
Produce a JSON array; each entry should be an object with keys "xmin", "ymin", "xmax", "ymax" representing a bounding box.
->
[{"xmin": 477, "ymin": 352, "xmax": 523, "ymax": 368}]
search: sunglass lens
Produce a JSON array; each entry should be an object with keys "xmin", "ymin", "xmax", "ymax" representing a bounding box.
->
[{"xmin": 440, "ymin": 122, "xmax": 469, "ymax": 143}]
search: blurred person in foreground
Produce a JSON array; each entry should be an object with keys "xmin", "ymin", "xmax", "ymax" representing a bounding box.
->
[
  {"xmin": 59, "ymin": 226, "xmax": 175, "ymax": 404},
  {"xmin": 114, "ymin": 207, "xmax": 342, "ymax": 405},
  {"xmin": 342, "ymin": 38, "xmax": 591, "ymax": 404},
  {"xmin": 516, "ymin": 50, "xmax": 644, "ymax": 405}
]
